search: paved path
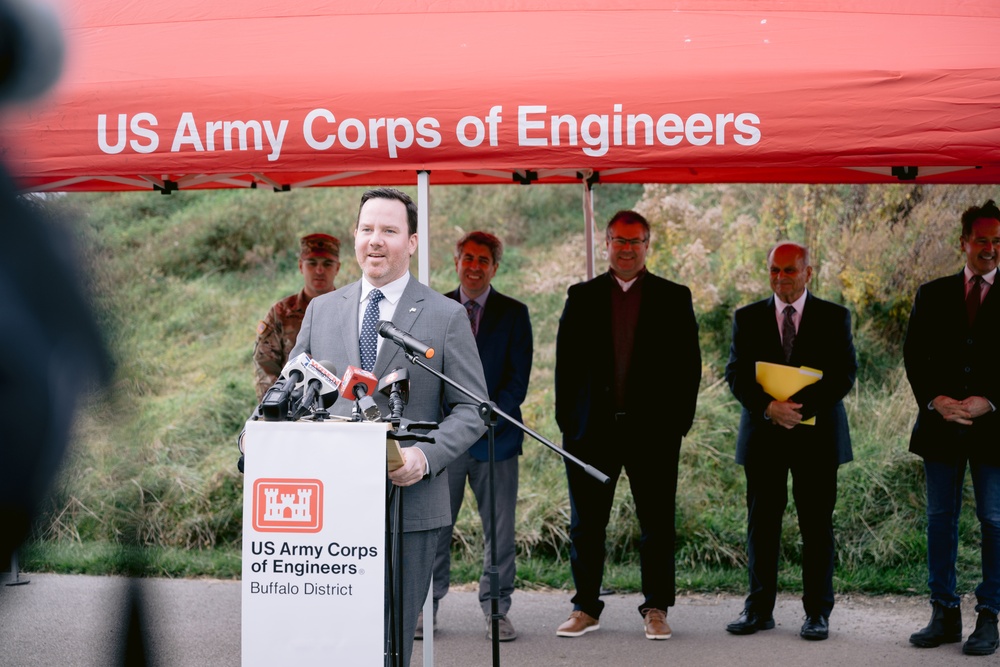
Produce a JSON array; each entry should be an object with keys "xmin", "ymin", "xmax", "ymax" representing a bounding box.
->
[{"xmin": 0, "ymin": 573, "xmax": 990, "ymax": 666}]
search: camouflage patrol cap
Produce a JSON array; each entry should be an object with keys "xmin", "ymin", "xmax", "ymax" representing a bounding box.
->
[{"xmin": 300, "ymin": 233, "xmax": 340, "ymax": 259}]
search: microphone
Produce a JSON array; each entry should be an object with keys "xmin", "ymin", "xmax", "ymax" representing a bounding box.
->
[
  {"xmin": 274, "ymin": 352, "xmax": 310, "ymax": 419},
  {"xmin": 259, "ymin": 376, "xmax": 294, "ymax": 421},
  {"xmin": 377, "ymin": 367, "xmax": 410, "ymax": 425},
  {"xmin": 290, "ymin": 359, "xmax": 341, "ymax": 419},
  {"xmin": 280, "ymin": 352, "xmax": 310, "ymax": 386},
  {"xmin": 341, "ymin": 365, "xmax": 381, "ymax": 421},
  {"xmin": 377, "ymin": 321, "xmax": 435, "ymax": 359}
]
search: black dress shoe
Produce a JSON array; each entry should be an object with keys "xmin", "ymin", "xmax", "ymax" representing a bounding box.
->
[
  {"xmin": 800, "ymin": 614, "xmax": 829, "ymax": 641},
  {"xmin": 910, "ymin": 602, "xmax": 962, "ymax": 648},
  {"xmin": 964, "ymin": 610, "xmax": 1000, "ymax": 656},
  {"xmin": 726, "ymin": 608, "xmax": 775, "ymax": 635}
]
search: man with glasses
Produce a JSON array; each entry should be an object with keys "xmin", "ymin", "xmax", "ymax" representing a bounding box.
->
[
  {"xmin": 554, "ymin": 210, "xmax": 701, "ymax": 641},
  {"xmin": 724, "ymin": 242, "xmax": 856, "ymax": 642}
]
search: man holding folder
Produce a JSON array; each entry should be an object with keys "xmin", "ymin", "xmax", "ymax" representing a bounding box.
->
[{"xmin": 724, "ymin": 241, "xmax": 857, "ymax": 641}]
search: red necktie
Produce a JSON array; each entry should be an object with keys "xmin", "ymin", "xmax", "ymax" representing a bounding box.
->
[{"xmin": 967, "ymin": 275, "xmax": 983, "ymax": 327}]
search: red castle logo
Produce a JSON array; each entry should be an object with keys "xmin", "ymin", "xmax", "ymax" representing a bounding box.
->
[{"xmin": 252, "ymin": 478, "xmax": 323, "ymax": 533}]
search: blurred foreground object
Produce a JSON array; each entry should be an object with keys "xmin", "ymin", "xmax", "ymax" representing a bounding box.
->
[{"xmin": 0, "ymin": 0, "xmax": 111, "ymax": 569}]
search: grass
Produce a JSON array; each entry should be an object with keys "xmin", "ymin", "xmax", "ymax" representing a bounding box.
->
[{"xmin": 18, "ymin": 183, "xmax": 997, "ymax": 603}]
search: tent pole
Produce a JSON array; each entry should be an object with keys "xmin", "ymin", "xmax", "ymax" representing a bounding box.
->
[
  {"xmin": 416, "ymin": 170, "xmax": 435, "ymax": 667},
  {"xmin": 417, "ymin": 171, "xmax": 430, "ymax": 285},
  {"xmin": 582, "ymin": 174, "xmax": 596, "ymax": 280}
]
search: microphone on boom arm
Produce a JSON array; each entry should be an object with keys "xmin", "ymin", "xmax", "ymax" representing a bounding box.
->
[{"xmin": 377, "ymin": 321, "xmax": 434, "ymax": 359}]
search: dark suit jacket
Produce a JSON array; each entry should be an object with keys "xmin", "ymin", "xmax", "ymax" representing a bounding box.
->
[
  {"xmin": 555, "ymin": 271, "xmax": 701, "ymax": 450},
  {"xmin": 904, "ymin": 270, "xmax": 1000, "ymax": 464},
  {"xmin": 290, "ymin": 276, "xmax": 488, "ymax": 532},
  {"xmin": 725, "ymin": 293, "xmax": 856, "ymax": 467},
  {"xmin": 446, "ymin": 287, "xmax": 533, "ymax": 462}
]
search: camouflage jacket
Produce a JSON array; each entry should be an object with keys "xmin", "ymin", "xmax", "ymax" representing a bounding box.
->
[{"xmin": 252, "ymin": 289, "xmax": 316, "ymax": 401}]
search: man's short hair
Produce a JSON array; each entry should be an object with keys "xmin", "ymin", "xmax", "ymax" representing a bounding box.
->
[
  {"xmin": 606, "ymin": 210, "xmax": 651, "ymax": 239},
  {"xmin": 357, "ymin": 187, "xmax": 418, "ymax": 235},
  {"xmin": 455, "ymin": 231, "xmax": 503, "ymax": 264},
  {"xmin": 299, "ymin": 233, "xmax": 340, "ymax": 259},
  {"xmin": 961, "ymin": 200, "xmax": 1000, "ymax": 237}
]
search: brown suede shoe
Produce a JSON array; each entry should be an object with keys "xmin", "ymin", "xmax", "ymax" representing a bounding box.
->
[
  {"xmin": 556, "ymin": 610, "xmax": 600, "ymax": 637},
  {"xmin": 643, "ymin": 608, "xmax": 672, "ymax": 640}
]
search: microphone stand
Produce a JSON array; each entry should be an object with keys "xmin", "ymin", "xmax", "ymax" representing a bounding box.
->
[{"xmin": 398, "ymin": 349, "xmax": 609, "ymax": 667}]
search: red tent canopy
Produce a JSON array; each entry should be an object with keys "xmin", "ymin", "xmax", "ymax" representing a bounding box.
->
[{"xmin": 3, "ymin": 0, "xmax": 1000, "ymax": 192}]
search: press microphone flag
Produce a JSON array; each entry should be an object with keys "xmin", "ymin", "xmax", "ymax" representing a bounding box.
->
[
  {"xmin": 377, "ymin": 321, "xmax": 434, "ymax": 359},
  {"xmin": 291, "ymin": 359, "xmax": 341, "ymax": 419},
  {"xmin": 341, "ymin": 366, "xmax": 380, "ymax": 421}
]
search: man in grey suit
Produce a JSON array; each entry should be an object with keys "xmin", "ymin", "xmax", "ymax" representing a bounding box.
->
[{"xmin": 290, "ymin": 187, "xmax": 488, "ymax": 667}]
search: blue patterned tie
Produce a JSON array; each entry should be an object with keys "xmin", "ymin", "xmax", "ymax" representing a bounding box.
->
[{"xmin": 360, "ymin": 289, "xmax": 384, "ymax": 372}]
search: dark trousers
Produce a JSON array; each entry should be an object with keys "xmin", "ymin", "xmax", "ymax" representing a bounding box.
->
[
  {"xmin": 743, "ymin": 453, "xmax": 838, "ymax": 618},
  {"xmin": 565, "ymin": 421, "xmax": 680, "ymax": 619},
  {"xmin": 386, "ymin": 522, "xmax": 440, "ymax": 667}
]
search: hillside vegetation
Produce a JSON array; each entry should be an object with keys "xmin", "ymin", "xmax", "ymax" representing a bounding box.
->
[{"xmin": 27, "ymin": 182, "xmax": 999, "ymax": 596}]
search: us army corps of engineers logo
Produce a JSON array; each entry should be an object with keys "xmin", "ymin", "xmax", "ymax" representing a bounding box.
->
[{"xmin": 252, "ymin": 478, "xmax": 323, "ymax": 533}]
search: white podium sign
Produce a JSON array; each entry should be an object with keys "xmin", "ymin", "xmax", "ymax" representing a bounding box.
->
[{"xmin": 241, "ymin": 420, "xmax": 386, "ymax": 666}]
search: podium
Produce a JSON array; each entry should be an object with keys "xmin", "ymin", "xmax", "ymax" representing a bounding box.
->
[{"xmin": 241, "ymin": 420, "xmax": 387, "ymax": 666}]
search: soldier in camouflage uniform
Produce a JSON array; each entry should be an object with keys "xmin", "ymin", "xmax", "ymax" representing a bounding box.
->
[{"xmin": 253, "ymin": 233, "xmax": 340, "ymax": 400}]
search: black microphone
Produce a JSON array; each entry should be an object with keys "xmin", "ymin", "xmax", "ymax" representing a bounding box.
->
[
  {"xmin": 377, "ymin": 367, "xmax": 410, "ymax": 425},
  {"xmin": 377, "ymin": 321, "xmax": 435, "ymax": 359},
  {"xmin": 341, "ymin": 365, "xmax": 381, "ymax": 421},
  {"xmin": 259, "ymin": 376, "xmax": 294, "ymax": 421}
]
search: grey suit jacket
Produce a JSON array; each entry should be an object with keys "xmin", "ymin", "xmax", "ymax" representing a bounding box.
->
[{"xmin": 290, "ymin": 276, "xmax": 489, "ymax": 532}]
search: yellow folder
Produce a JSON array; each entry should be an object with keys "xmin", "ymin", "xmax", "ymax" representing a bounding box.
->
[{"xmin": 755, "ymin": 361, "xmax": 823, "ymax": 426}]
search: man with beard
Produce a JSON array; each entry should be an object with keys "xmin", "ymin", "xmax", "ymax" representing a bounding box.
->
[
  {"xmin": 905, "ymin": 200, "xmax": 1000, "ymax": 656},
  {"xmin": 290, "ymin": 188, "xmax": 487, "ymax": 667}
]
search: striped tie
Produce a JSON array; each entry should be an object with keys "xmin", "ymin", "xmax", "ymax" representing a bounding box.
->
[
  {"xmin": 781, "ymin": 305, "xmax": 796, "ymax": 363},
  {"xmin": 465, "ymin": 300, "xmax": 480, "ymax": 337}
]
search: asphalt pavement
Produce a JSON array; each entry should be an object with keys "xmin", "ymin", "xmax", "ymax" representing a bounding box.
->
[{"xmin": 0, "ymin": 572, "xmax": 991, "ymax": 666}]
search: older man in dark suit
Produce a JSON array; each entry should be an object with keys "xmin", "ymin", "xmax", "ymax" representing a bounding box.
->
[
  {"xmin": 724, "ymin": 241, "xmax": 856, "ymax": 641},
  {"xmin": 421, "ymin": 231, "xmax": 532, "ymax": 642},
  {"xmin": 290, "ymin": 187, "xmax": 488, "ymax": 667},
  {"xmin": 905, "ymin": 200, "xmax": 1000, "ymax": 657},
  {"xmin": 554, "ymin": 210, "xmax": 701, "ymax": 641}
]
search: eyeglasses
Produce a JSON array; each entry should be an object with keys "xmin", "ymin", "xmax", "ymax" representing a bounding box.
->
[{"xmin": 608, "ymin": 236, "xmax": 648, "ymax": 248}]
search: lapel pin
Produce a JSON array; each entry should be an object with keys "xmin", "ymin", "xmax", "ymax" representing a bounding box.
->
[{"xmin": 409, "ymin": 308, "xmax": 416, "ymax": 312}]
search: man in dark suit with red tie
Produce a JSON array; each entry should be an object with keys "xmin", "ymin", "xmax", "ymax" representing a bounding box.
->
[
  {"xmin": 905, "ymin": 200, "xmax": 1000, "ymax": 657},
  {"xmin": 423, "ymin": 231, "xmax": 533, "ymax": 643},
  {"xmin": 724, "ymin": 241, "xmax": 856, "ymax": 641}
]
